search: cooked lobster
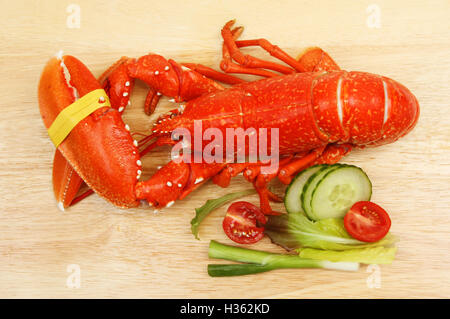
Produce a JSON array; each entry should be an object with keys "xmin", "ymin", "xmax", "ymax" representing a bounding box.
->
[{"xmin": 38, "ymin": 20, "xmax": 419, "ymax": 214}]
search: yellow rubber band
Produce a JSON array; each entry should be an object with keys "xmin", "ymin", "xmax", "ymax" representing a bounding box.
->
[{"xmin": 47, "ymin": 89, "xmax": 111, "ymax": 147}]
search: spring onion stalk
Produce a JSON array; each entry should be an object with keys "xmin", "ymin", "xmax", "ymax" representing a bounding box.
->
[
  {"xmin": 208, "ymin": 240, "xmax": 359, "ymax": 277},
  {"xmin": 208, "ymin": 264, "xmax": 276, "ymax": 277},
  {"xmin": 191, "ymin": 189, "xmax": 256, "ymax": 240},
  {"xmin": 298, "ymin": 246, "xmax": 397, "ymax": 264}
]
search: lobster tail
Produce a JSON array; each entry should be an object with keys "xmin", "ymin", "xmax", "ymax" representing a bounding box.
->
[
  {"xmin": 311, "ymin": 71, "xmax": 419, "ymax": 146},
  {"xmin": 372, "ymin": 76, "xmax": 420, "ymax": 146}
]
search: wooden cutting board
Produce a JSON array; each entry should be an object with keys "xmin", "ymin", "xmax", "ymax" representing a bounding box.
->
[{"xmin": 1, "ymin": 0, "xmax": 449, "ymax": 298}]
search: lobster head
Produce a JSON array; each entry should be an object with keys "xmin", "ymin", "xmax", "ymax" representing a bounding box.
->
[{"xmin": 38, "ymin": 54, "xmax": 141, "ymax": 208}]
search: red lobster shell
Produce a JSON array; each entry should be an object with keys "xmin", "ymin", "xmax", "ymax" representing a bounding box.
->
[
  {"xmin": 38, "ymin": 55, "xmax": 141, "ymax": 208},
  {"xmin": 38, "ymin": 21, "xmax": 419, "ymax": 213},
  {"xmin": 135, "ymin": 70, "xmax": 419, "ymax": 209}
]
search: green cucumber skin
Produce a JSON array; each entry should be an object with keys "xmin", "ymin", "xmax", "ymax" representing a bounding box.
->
[
  {"xmin": 301, "ymin": 164, "xmax": 343, "ymax": 220},
  {"xmin": 310, "ymin": 165, "xmax": 372, "ymax": 220},
  {"xmin": 284, "ymin": 164, "xmax": 326, "ymax": 214},
  {"xmin": 300, "ymin": 166, "xmax": 328, "ymax": 218}
]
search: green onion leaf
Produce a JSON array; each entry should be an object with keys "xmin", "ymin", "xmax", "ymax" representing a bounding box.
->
[
  {"xmin": 207, "ymin": 240, "xmax": 359, "ymax": 277},
  {"xmin": 298, "ymin": 246, "xmax": 397, "ymax": 264}
]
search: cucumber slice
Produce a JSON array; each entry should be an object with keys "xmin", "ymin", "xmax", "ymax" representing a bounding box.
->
[
  {"xmin": 284, "ymin": 165, "xmax": 326, "ymax": 214},
  {"xmin": 310, "ymin": 165, "xmax": 372, "ymax": 220},
  {"xmin": 301, "ymin": 164, "xmax": 342, "ymax": 220}
]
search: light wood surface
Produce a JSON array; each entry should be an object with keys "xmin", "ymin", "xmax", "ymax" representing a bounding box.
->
[{"xmin": 1, "ymin": 0, "xmax": 449, "ymax": 298}]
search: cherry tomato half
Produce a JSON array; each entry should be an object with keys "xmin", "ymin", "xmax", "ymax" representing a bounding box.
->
[
  {"xmin": 344, "ymin": 201, "xmax": 391, "ymax": 242},
  {"xmin": 222, "ymin": 201, "xmax": 267, "ymax": 244}
]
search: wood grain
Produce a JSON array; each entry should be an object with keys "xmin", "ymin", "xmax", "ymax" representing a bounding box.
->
[{"xmin": 0, "ymin": 0, "xmax": 449, "ymax": 298}]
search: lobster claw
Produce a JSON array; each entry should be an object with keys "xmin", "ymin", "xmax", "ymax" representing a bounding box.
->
[
  {"xmin": 98, "ymin": 57, "xmax": 135, "ymax": 112},
  {"xmin": 53, "ymin": 149, "xmax": 83, "ymax": 210},
  {"xmin": 168, "ymin": 60, "xmax": 223, "ymax": 101},
  {"xmin": 127, "ymin": 54, "xmax": 180, "ymax": 98},
  {"xmin": 135, "ymin": 159, "xmax": 226, "ymax": 209},
  {"xmin": 179, "ymin": 161, "xmax": 225, "ymax": 200},
  {"xmin": 38, "ymin": 55, "xmax": 141, "ymax": 208},
  {"xmin": 135, "ymin": 161, "xmax": 190, "ymax": 209}
]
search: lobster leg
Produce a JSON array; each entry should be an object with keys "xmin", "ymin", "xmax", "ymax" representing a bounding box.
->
[
  {"xmin": 221, "ymin": 20, "xmax": 295, "ymax": 76},
  {"xmin": 213, "ymin": 156, "xmax": 293, "ymax": 215},
  {"xmin": 243, "ymin": 144, "xmax": 351, "ymax": 215},
  {"xmin": 277, "ymin": 147, "xmax": 326, "ymax": 185},
  {"xmin": 310, "ymin": 143, "xmax": 353, "ymax": 166},
  {"xmin": 278, "ymin": 144, "xmax": 352, "ymax": 185},
  {"xmin": 234, "ymin": 42, "xmax": 341, "ymax": 73},
  {"xmin": 220, "ymin": 22, "xmax": 279, "ymax": 78},
  {"xmin": 144, "ymin": 87, "xmax": 161, "ymax": 115},
  {"xmin": 212, "ymin": 162, "xmax": 259, "ymax": 188},
  {"xmin": 221, "ymin": 47, "xmax": 281, "ymax": 78},
  {"xmin": 180, "ymin": 63, "xmax": 246, "ymax": 85},
  {"xmin": 221, "ymin": 20, "xmax": 341, "ymax": 77},
  {"xmin": 248, "ymin": 157, "xmax": 293, "ymax": 215},
  {"xmin": 221, "ymin": 22, "xmax": 282, "ymax": 78}
]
